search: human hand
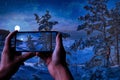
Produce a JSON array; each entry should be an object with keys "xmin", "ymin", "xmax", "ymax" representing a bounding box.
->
[
  {"xmin": 0, "ymin": 31, "xmax": 36, "ymax": 80},
  {"xmin": 36, "ymin": 33, "xmax": 73, "ymax": 80}
]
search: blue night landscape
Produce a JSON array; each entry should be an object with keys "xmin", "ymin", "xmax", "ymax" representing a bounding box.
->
[{"xmin": 0, "ymin": 0, "xmax": 120, "ymax": 80}]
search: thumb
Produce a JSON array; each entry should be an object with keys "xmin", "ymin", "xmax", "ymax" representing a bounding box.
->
[
  {"xmin": 52, "ymin": 33, "xmax": 65, "ymax": 63},
  {"xmin": 55, "ymin": 33, "xmax": 63, "ymax": 50}
]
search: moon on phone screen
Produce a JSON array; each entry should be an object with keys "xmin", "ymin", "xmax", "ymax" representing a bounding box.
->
[
  {"xmin": 15, "ymin": 25, "xmax": 20, "ymax": 31},
  {"xmin": 20, "ymin": 38, "xmax": 24, "ymax": 41}
]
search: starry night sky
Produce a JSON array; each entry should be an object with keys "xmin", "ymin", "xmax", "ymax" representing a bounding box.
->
[{"xmin": 0, "ymin": 0, "xmax": 119, "ymax": 35}]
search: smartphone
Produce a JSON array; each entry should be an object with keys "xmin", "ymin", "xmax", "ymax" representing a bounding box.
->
[{"xmin": 15, "ymin": 31, "xmax": 57, "ymax": 52}]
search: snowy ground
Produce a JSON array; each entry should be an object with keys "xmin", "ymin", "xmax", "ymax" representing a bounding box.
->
[
  {"xmin": 1, "ymin": 39, "xmax": 120, "ymax": 80},
  {"xmin": 11, "ymin": 65, "xmax": 53, "ymax": 80},
  {"xmin": 10, "ymin": 63, "xmax": 120, "ymax": 80}
]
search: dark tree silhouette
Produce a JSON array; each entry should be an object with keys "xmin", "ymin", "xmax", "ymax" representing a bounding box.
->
[
  {"xmin": 71, "ymin": 0, "xmax": 120, "ymax": 67},
  {"xmin": 34, "ymin": 10, "xmax": 70, "ymax": 38},
  {"xmin": 34, "ymin": 10, "xmax": 58, "ymax": 31},
  {"xmin": 75, "ymin": 0, "xmax": 120, "ymax": 67},
  {"xmin": 107, "ymin": 2, "xmax": 120, "ymax": 65},
  {"xmin": 26, "ymin": 35, "xmax": 35, "ymax": 51}
]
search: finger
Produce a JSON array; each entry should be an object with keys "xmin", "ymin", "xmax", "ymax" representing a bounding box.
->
[
  {"xmin": 15, "ymin": 51, "xmax": 22, "ymax": 56},
  {"xmin": 53, "ymin": 33, "xmax": 66, "ymax": 61},
  {"xmin": 1, "ymin": 47, "xmax": 16, "ymax": 62},
  {"xmin": 5, "ymin": 31, "xmax": 18, "ymax": 48},
  {"xmin": 9, "ymin": 47, "xmax": 21, "ymax": 59},
  {"xmin": 36, "ymin": 52, "xmax": 52, "ymax": 60},
  {"xmin": 36, "ymin": 52, "xmax": 52, "ymax": 65},
  {"xmin": 36, "ymin": 52, "xmax": 43, "ymax": 57},
  {"xmin": 36, "ymin": 52, "xmax": 45, "ymax": 60},
  {"xmin": 54, "ymin": 33, "xmax": 65, "ymax": 53},
  {"xmin": 52, "ymin": 33, "xmax": 62, "ymax": 60},
  {"xmin": 56, "ymin": 33, "xmax": 63, "ymax": 49},
  {"xmin": 15, "ymin": 52, "xmax": 36, "ymax": 63}
]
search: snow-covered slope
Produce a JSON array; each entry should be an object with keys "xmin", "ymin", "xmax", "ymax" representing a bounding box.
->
[{"xmin": 1, "ymin": 37, "xmax": 120, "ymax": 80}]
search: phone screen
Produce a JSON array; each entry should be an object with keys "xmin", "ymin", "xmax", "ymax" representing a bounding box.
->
[{"xmin": 15, "ymin": 31, "xmax": 57, "ymax": 52}]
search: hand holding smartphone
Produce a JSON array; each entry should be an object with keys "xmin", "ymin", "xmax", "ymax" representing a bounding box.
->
[{"xmin": 15, "ymin": 31, "xmax": 57, "ymax": 52}]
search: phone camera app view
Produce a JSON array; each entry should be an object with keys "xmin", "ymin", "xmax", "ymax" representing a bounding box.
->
[{"xmin": 15, "ymin": 32, "xmax": 57, "ymax": 52}]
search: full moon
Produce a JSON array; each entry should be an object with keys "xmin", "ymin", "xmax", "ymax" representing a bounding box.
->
[{"xmin": 15, "ymin": 25, "xmax": 20, "ymax": 31}]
